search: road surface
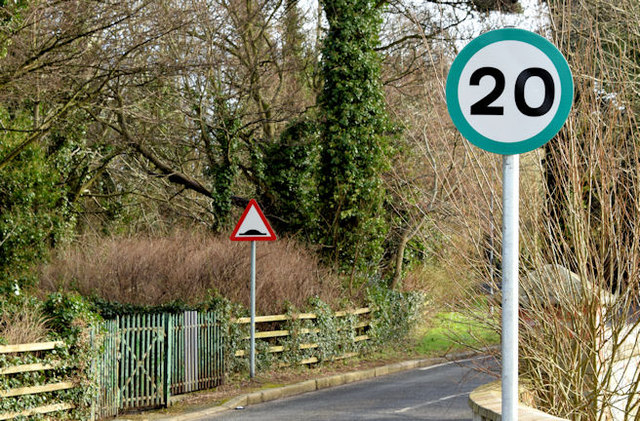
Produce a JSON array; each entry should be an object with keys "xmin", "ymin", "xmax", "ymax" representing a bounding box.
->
[{"xmin": 198, "ymin": 356, "xmax": 496, "ymax": 421}]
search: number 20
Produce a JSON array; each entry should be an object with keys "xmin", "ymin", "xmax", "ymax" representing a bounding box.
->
[{"xmin": 470, "ymin": 67, "xmax": 555, "ymax": 117}]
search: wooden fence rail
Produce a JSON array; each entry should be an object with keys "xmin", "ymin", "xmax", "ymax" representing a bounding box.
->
[
  {"xmin": 0, "ymin": 341, "xmax": 76, "ymax": 420},
  {"xmin": 232, "ymin": 307, "xmax": 372, "ymax": 365}
]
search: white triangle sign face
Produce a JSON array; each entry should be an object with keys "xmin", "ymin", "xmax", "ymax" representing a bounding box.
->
[{"xmin": 230, "ymin": 199, "xmax": 277, "ymax": 241}]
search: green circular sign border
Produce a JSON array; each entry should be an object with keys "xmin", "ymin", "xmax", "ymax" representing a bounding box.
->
[{"xmin": 446, "ymin": 28, "xmax": 574, "ymax": 155}]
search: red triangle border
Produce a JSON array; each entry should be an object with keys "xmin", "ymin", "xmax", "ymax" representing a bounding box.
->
[{"xmin": 229, "ymin": 199, "xmax": 277, "ymax": 241}]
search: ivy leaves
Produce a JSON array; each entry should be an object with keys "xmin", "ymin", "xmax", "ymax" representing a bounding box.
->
[{"xmin": 318, "ymin": 0, "xmax": 393, "ymax": 273}]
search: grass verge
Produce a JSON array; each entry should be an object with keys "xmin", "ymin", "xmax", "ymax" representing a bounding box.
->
[{"xmin": 415, "ymin": 311, "xmax": 499, "ymax": 355}]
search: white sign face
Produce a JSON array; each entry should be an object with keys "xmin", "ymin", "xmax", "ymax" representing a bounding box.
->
[
  {"xmin": 230, "ymin": 199, "xmax": 276, "ymax": 241},
  {"xmin": 458, "ymin": 40, "xmax": 561, "ymax": 143},
  {"xmin": 446, "ymin": 29, "xmax": 573, "ymax": 155}
]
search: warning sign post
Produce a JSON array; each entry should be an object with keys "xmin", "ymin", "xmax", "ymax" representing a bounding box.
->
[{"xmin": 230, "ymin": 199, "xmax": 276, "ymax": 378}]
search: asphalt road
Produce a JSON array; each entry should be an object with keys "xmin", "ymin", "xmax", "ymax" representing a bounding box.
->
[{"xmin": 199, "ymin": 356, "xmax": 497, "ymax": 421}]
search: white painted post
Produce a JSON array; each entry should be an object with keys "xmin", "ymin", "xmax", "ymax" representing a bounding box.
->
[
  {"xmin": 250, "ymin": 240, "xmax": 256, "ymax": 379},
  {"xmin": 502, "ymin": 154, "xmax": 520, "ymax": 420}
]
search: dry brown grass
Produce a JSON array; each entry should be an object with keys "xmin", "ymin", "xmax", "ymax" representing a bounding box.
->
[
  {"xmin": 38, "ymin": 230, "xmax": 346, "ymax": 314},
  {"xmin": 0, "ymin": 299, "xmax": 50, "ymax": 344}
]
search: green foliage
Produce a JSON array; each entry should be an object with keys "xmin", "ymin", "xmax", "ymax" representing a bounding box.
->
[
  {"xmin": 43, "ymin": 292, "xmax": 101, "ymax": 340},
  {"xmin": 280, "ymin": 311, "xmax": 307, "ymax": 365},
  {"xmin": 0, "ymin": 293, "xmax": 101, "ymax": 420},
  {"xmin": 42, "ymin": 292, "xmax": 102, "ymax": 419},
  {"xmin": 206, "ymin": 297, "xmax": 249, "ymax": 373},
  {"xmin": 366, "ymin": 285, "xmax": 424, "ymax": 345},
  {"xmin": 318, "ymin": 0, "xmax": 395, "ymax": 272},
  {"xmin": 0, "ymin": 109, "xmax": 73, "ymax": 292},
  {"xmin": 224, "ymin": 294, "xmax": 422, "ymax": 373},
  {"xmin": 263, "ymin": 117, "xmax": 321, "ymax": 233},
  {"xmin": 0, "ymin": 342, "xmax": 86, "ymax": 420},
  {"xmin": 306, "ymin": 297, "xmax": 361, "ymax": 361}
]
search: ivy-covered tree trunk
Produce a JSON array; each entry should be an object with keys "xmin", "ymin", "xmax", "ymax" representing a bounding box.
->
[{"xmin": 318, "ymin": 0, "xmax": 392, "ymax": 275}]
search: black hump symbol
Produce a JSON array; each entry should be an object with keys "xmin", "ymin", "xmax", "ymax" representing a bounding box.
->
[{"xmin": 239, "ymin": 229, "xmax": 267, "ymax": 236}]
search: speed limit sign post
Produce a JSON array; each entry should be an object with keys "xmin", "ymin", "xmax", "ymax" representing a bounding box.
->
[{"xmin": 446, "ymin": 28, "xmax": 573, "ymax": 420}]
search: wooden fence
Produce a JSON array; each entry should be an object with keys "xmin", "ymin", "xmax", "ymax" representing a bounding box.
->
[
  {"xmin": 0, "ymin": 341, "xmax": 76, "ymax": 420},
  {"xmin": 1, "ymin": 308, "xmax": 371, "ymax": 420},
  {"xmin": 232, "ymin": 307, "xmax": 372, "ymax": 365},
  {"xmin": 93, "ymin": 311, "xmax": 224, "ymax": 419}
]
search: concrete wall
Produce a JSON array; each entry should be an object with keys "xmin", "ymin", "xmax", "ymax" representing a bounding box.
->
[
  {"xmin": 599, "ymin": 325, "xmax": 640, "ymax": 420},
  {"xmin": 468, "ymin": 381, "xmax": 568, "ymax": 421}
]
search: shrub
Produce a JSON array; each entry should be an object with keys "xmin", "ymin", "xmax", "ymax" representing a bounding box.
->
[
  {"xmin": 367, "ymin": 285, "xmax": 424, "ymax": 345},
  {"xmin": 39, "ymin": 230, "xmax": 346, "ymax": 314},
  {"xmin": 43, "ymin": 292, "xmax": 102, "ymax": 420},
  {"xmin": 0, "ymin": 295, "xmax": 49, "ymax": 345},
  {"xmin": 0, "ymin": 293, "xmax": 101, "ymax": 421},
  {"xmin": 43, "ymin": 292, "xmax": 102, "ymax": 340},
  {"xmin": 305, "ymin": 297, "xmax": 360, "ymax": 362}
]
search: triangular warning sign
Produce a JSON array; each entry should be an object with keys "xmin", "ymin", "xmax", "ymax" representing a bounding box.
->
[{"xmin": 230, "ymin": 199, "xmax": 277, "ymax": 241}]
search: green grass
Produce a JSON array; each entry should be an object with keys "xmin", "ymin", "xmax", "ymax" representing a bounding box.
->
[{"xmin": 416, "ymin": 311, "xmax": 499, "ymax": 355}]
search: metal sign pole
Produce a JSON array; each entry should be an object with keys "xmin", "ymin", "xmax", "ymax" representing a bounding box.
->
[
  {"xmin": 445, "ymin": 28, "xmax": 573, "ymax": 421},
  {"xmin": 501, "ymin": 154, "xmax": 519, "ymax": 420},
  {"xmin": 250, "ymin": 240, "xmax": 256, "ymax": 379}
]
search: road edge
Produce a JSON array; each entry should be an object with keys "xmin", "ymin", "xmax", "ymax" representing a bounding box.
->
[{"xmin": 145, "ymin": 350, "xmax": 488, "ymax": 421}]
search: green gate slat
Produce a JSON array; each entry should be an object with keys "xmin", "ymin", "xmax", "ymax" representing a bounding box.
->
[
  {"xmin": 142, "ymin": 313, "xmax": 147, "ymax": 407},
  {"xmin": 119, "ymin": 315, "xmax": 125, "ymax": 409},
  {"xmin": 110, "ymin": 319, "xmax": 117, "ymax": 416},
  {"xmin": 132, "ymin": 314, "xmax": 138, "ymax": 407},
  {"xmin": 151, "ymin": 313, "xmax": 157, "ymax": 407},
  {"xmin": 128, "ymin": 314, "xmax": 134, "ymax": 408},
  {"xmin": 165, "ymin": 313, "xmax": 173, "ymax": 404},
  {"xmin": 138, "ymin": 314, "xmax": 143, "ymax": 407},
  {"xmin": 179, "ymin": 312, "xmax": 183, "ymax": 393},
  {"xmin": 145, "ymin": 314, "xmax": 150, "ymax": 407},
  {"xmin": 202, "ymin": 312, "xmax": 206, "ymax": 388},
  {"xmin": 140, "ymin": 314, "xmax": 149, "ymax": 406},
  {"xmin": 138, "ymin": 314, "xmax": 142, "ymax": 407},
  {"xmin": 179, "ymin": 312, "xmax": 184, "ymax": 392}
]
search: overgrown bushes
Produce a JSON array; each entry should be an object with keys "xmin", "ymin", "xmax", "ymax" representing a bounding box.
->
[
  {"xmin": 0, "ymin": 293, "xmax": 101, "ymax": 420},
  {"xmin": 367, "ymin": 286, "xmax": 424, "ymax": 346},
  {"xmin": 39, "ymin": 231, "xmax": 345, "ymax": 314},
  {"xmin": 0, "ymin": 296, "xmax": 49, "ymax": 345}
]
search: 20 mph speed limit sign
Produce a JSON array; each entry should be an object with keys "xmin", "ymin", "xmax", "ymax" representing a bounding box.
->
[{"xmin": 446, "ymin": 28, "xmax": 573, "ymax": 154}]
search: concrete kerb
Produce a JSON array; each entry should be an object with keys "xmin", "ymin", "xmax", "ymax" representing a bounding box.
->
[{"xmin": 150, "ymin": 351, "xmax": 483, "ymax": 421}]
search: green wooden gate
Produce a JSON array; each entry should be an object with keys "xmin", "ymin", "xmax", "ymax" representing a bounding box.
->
[
  {"xmin": 119, "ymin": 314, "xmax": 168, "ymax": 410},
  {"xmin": 93, "ymin": 311, "xmax": 224, "ymax": 419}
]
